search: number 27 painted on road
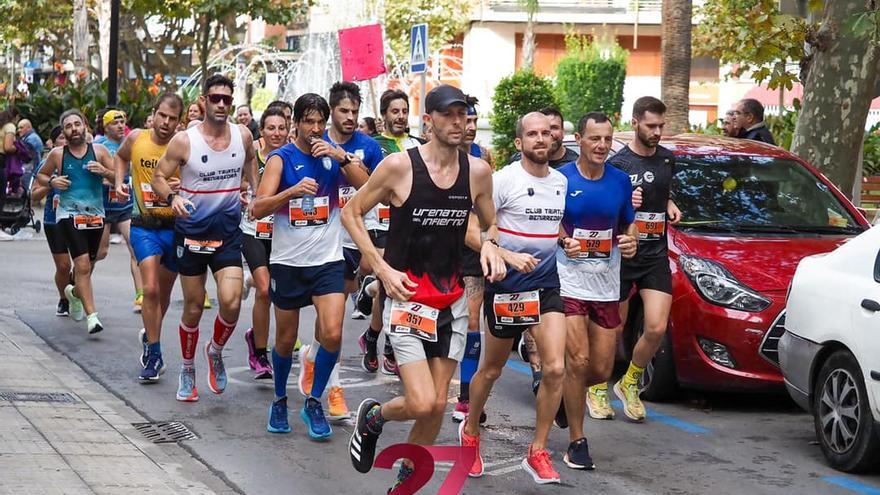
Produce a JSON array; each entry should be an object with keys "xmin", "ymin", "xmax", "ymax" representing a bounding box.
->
[{"xmin": 375, "ymin": 444, "xmax": 477, "ymax": 495}]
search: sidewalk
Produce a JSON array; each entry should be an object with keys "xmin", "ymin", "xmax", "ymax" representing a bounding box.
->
[{"xmin": 0, "ymin": 310, "xmax": 236, "ymax": 495}]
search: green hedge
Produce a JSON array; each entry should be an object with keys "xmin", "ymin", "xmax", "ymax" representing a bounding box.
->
[
  {"xmin": 554, "ymin": 35, "xmax": 627, "ymax": 125},
  {"xmin": 490, "ymin": 70, "xmax": 557, "ymax": 166}
]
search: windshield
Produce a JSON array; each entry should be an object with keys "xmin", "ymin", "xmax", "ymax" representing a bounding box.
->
[{"xmin": 673, "ymin": 155, "xmax": 863, "ymax": 234}]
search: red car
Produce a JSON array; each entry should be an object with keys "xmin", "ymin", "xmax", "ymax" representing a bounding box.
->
[{"xmin": 603, "ymin": 134, "xmax": 871, "ymax": 399}]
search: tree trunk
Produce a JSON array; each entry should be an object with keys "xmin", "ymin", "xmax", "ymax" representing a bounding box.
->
[
  {"xmin": 198, "ymin": 15, "xmax": 211, "ymax": 78},
  {"xmin": 660, "ymin": 0, "xmax": 692, "ymax": 134},
  {"xmin": 791, "ymin": 0, "xmax": 880, "ymax": 198},
  {"xmin": 97, "ymin": 0, "xmax": 111, "ymax": 79},
  {"xmin": 520, "ymin": 0, "xmax": 538, "ymax": 71},
  {"xmin": 72, "ymin": 0, "xmax": 89, "ymax": 77}
]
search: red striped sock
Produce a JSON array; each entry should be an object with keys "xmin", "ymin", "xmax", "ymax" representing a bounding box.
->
[
  {"xmin": 212, "ymin": 315, "xmax": 236, "ymax": 350},
  {"xmin": 179, "ymin": 323, "xmax": 199, "ymax": 367}
]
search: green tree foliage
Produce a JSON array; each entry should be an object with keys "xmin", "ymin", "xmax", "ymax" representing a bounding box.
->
[
  {"xmin": 382, "ymin": 0, "xmax": 471, "ymax": 70},
  {"xmin": 553, "ymin": 35, "xmax": 627, "ymax": 124},
  {"xmin": 0, "ymin": 0, "xmax": 71, "ymax": 47},
  {"xmin": 491, "ymin": 70, "xmax": 557, "ymax": 166},
  {"xmin": 864, "ymin": 124, "xmax": 880, "ymax": 176}
]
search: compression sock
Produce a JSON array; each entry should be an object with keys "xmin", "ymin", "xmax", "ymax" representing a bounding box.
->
[
  {"xmin": 459, "ymin": 332, "xmax": 481, "ymax": 400},
  {"xmin": 178, "ymin": 323, "xmax": 199, "ymax": 368},
  {"xmin": 272, "ymin": 348, "xmax": 293, "ymax": 399},
  {"xmin": 310, "ymin": 346, "xmax": 339, "ymax": 399},
  {"xmin": 211, "ymin": 315, "xmax": 236, "ymax": 352},
  {"xmin": 622, "ymin": 361, "xmax": 645, "ymax": 388}
]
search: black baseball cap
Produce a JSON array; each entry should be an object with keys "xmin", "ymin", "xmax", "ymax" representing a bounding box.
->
[{"xmin": 425, "ymin": 85, "xmax": 468, "ymax": 113}]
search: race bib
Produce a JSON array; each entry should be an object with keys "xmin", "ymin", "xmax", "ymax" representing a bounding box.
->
[
  {"xmin": 635, "ymin": 212, "xmax": 666, "ymax": 241},
  {"xmin": 378, "ymin": 204, "xmax": 390, "ymax": 225},
  {"xmin": 52, "ymin": 195, "xmax": 59, "ymax": 211},
  {"xmin": 108, "ymin": 187, "xmax": 118, "ymax": 203},
  {"xmin": 141, "ymin": 183, "xmax": 166, "ymax": 208},
  {"xmin": 73, "ymin": 214, "xmax": 103, "ymax": 230},
  {"xmin": 289, "ymin": 196, "xmax": 330, "ymax": 227},
  {"xmin": 573, "ymin": 228, "xmax": 612, "ymax": 260},
  {"xmin": 184, "ymin": 238, "xmax": 222, "ymax": 254},
  {"xmin": 338, "ymin": 186, "xmax": 356, "ymax": 209},
  {"xmin": 255, "ymin": 215, "xmax": 274, "ymax": 239},
  {"xmin": 390, "ymin": 300, "xmax": 439, "ymax": 342},
  {"xmin": 493, "ymin": 290, "xmax": 540, "ymax": 326}
]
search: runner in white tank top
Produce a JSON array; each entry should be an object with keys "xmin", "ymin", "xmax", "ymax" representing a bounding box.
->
[{"xmin": 151, "ymin": 75, "xmax": 259, "ymax": 404}]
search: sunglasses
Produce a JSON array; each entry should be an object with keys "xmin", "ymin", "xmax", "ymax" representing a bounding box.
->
[{"xmin": 206, "ymin": 94, "xmax": 233, "ymax": 105}]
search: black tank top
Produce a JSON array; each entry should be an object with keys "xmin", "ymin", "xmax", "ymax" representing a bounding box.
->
[{"xmin": 384, "ymin": 147, "xmax": 472, "ymax": 298}]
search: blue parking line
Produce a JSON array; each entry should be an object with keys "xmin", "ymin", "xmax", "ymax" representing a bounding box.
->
[
  {"xmin": 823, "ymin": 476, "xmax": 880, "ymax": 495},
  {"xmin": 503, "ymin": 359, "xmax": 711, "ymax": 434}
]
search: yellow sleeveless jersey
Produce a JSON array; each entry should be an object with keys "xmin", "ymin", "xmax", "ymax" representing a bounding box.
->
[{"xmin": 130, "ymin": 129, "xmax": 178, "ymax": 221}]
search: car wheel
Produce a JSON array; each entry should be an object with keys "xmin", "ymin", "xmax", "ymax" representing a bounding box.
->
[
  {"xmin": 813, "ymin": 350, "xmax": 880, "ymax": 473},
  {"xmin": 632, "ymin": 310, "xmax": 678, "ymax": 402}
]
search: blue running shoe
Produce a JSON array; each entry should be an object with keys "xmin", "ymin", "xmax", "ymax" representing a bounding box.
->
[
  {"xmin": 176, "ymin": 367, "xmax": 199, "ymax": 402},
  {"xmin": 139, "ymin": 328, "xmax": 148, "ymax": 368},
  {"xmin": 139, "ymin": 353, "xmax": 165, "ymax": 382},
  {"xmin": 268, "ymin": 397, "xmax": 291, "ymax": 434},
  {"xmin": 204, "ymin": 341, "xmax": 227, "ymax": 394},
  {"xmin": 300, "ymin": 397, "xmax": 332, "ymax": 440}
]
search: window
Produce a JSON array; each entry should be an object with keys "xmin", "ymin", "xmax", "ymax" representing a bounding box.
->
[
  {"xmin": 874, "ymin": 246, "xmax": 880, "ymax": 283},
  {"xmin": 286, "ymin": 35, "xmax": 303, "ymax": 52}
]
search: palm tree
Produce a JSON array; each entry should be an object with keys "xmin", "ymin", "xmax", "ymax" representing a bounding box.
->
[
  {"xmin": 519, "ymin": 0, "xmax": 539, "ymax": 71},
  {"xmin": 660, "ymin": 0, "xmax": 693, "ymax": 134}
]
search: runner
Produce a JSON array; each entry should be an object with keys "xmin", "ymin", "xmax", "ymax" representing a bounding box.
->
[
  {"xmin": 556, "ymin": 112, "xmax": 638, "ymax": 469},
  {"xmin": 150, "ymin": 74, "xmax": 258, "ymax": 402},
  {"xmin": 296, "ymin": 82, "xmax": 383, "ymax": 422},
  {"xmin": 451, "ymin": 94, "xmax": 489, "ymax": 423},
  {"xmin": 599, "ymin": 96, "xmax": 681, "ymax": 422},
  {"xmin": 240, "ymin": 107, "xmax": 288, "ymax": 381},
  {"xmin": 31, "ymin": 126, "xmax": 72, "ymax": 317},
  {"xmin": 357, "ymin": 89, "xmax": 424, "ymax": 376},
  {"xmin": 461, "ymin": 111, "xmax": 577, "ymax": 484},
  {"xmin": 113, "ymin": 92, "xmax": 184, "ymax": 382},
  {"xmin": 344, "ymin": 84, "xmax": 504, "ymax": 492},
  {"xmin": 506, "ymin": 106, "xmax": 578, "ymax": 169},
  {"xmin": 94, "ymin": 109, "xmax": 143, "ymax": 313},
  {"xmin": 36, "ymin": 109, "xmax": 117, "ymax": 334},
  {"xmin": 250, "ymin": 92, "xmax": 368, "ymax": 439}
]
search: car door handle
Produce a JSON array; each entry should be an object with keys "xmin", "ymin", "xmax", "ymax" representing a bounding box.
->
[{"xmin": 861, "ymin": 299, "xmax": 880, "ymax": 312}]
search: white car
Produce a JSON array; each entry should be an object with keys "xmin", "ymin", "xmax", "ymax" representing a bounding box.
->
[{"xmin": 780, "ymin": 225, "xmax": 880, "ymax": 472}]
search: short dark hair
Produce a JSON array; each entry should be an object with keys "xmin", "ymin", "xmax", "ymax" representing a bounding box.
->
[
  {"xmin": 380, "ymin": 89, "xmax": 408, "ymax": 116},
  {"xmin": 236, "ymin": 104, "xmax": 252, "ymax": 114},
  {"xmin": 260, "ymin": 107, "xmax": 289, "ymax": 130},
  {"xmin": 202, "ymin": 73, "xmax": 234, "ymax": 95},
  {"xmin": 361, "ymin": 117, "xmax": 377, "ymax": 135},
  {"xmin": 267, "ymin": 100, "xmax": 293, "ymax": 114},
  {"xmin": 329, "ymin": 81, "xmax": 362, "ymax": 108},
  {"xmin": 739, "ymin": 98, "xmax": 765, "ymax": 121},
  {"xmin": 154, "ymin": 92, "xmax": 184, "ymax": 116},
  {"xmin": 59, "ymin": 108, "xmax": 87, "ymax": 128},
  {"xmin": 49, "ymin": 125, "xmax": 63, "ymax": 142},
  {"xmin": 632, "ymin": 96, "xmax": 667, "ymax": 119},
  {"xmin": 539, "ymin": 106, "xmax": 564, "ymax": 123},
  {"xmin": 576, "ymin": 112, "xmax": 611, "ymax": 135},
  {"xmin": 293, "ymin": 93, "xmax": 330, "ymax": 122}
]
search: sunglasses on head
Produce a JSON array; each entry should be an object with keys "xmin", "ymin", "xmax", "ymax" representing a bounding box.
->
[{"xmin": 206, "ymin": 94, "xmax": 233, "ymax": 105}]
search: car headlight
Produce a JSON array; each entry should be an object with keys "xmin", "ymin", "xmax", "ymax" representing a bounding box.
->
[{"xmin": 679, "ymin": 254, "xmax": 771, "ymax": 312}]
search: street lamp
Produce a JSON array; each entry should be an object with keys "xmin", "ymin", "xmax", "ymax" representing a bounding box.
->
[{"xmin": 108, "ymin": 0, "xmax": 120, "ymax": 105}]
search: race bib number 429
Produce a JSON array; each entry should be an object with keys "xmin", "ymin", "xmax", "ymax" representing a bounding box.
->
[{"xmin": 493, "ymin": 291, "xmax": 540, "ymax": 326}]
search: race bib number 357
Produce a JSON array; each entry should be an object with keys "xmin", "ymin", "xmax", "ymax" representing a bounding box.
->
[
  {"xmin": 635, "ymin": 211, "xmax": 666, "ymax": 241},
  {"xmin": 573, "ymin": 228, "xmax": 612, "ymax": 259},
  {"xmin": 390, "ymin": 301, "xmax": 439, "ymax": 342},
  {"xmin": 493, "ymin": 290, "xmax": 540, "ymax": 326}
]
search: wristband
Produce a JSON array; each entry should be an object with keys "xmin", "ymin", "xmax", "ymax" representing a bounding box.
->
[
  {"xmin": 340, "ymin": 153, "xmax": 352, "ymax": 167},
  {"xmin": 167, "ymin": 193, "xmax": 176, "ymax": 205},
  {"xmin": 558, "ymin": 236, "xmax": 570, "ymax": 248}
]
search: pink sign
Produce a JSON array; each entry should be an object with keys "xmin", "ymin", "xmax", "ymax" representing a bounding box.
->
[{"xmin": 338, "ymin": 24, "xmax": 387, "ymax": 82}]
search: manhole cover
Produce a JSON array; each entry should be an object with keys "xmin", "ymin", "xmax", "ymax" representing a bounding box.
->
[
  {"xmin": 132, "ymin": 421, "xmax": 198, "ymax": 443},
  {"xmin": 0, "ymin": 391, "xmax": 78, "ymax": 403}
]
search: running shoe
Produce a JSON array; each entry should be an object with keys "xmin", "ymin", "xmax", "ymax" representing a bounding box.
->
[
  {"xmin": 521, "ymin": 445, "xmax": 560, "ymax": 484},
  {"xmin": 109, "ymin": 233, "xmax": 123, "ymax": 245},
  {"xmin": 297, "ymin": 345, "xmax": 314, "ymax": 397},
  {"xmin": 458, "ymin": 419, "xmax": 483, "ymax": 477},
  {"xmin": 86, "ymin": 313, "xmax": 103, "ymax": 335},
  {"xmin": 294, "ymin": 338, "xmax": 302, "ymax": 353},
  {"xmin": 388, "ymin": 463, "xmax": 415, "ymax": 494},
  {"xmin": 176, "ymin": 367, "xmax": 199, "ymax": 402},
  {"xmin": 267, "ymin": 396, "xmax": 291, "ymax": 433},
  {"xmin": 300, "ymin": 397, "xmax": 332, "ymax": 440},
  {"xmin": 204, "ymin": 341, "xmax": 227, "ymax": 394},
  {"xmin": 254, "ymin": 354, "xmax": 273, "ymax": 380},
  {"xmin": 350, "ymin": 308, "xmax": 366, "ymax": 320},
  {"xmin": 139, "ymin": 353, "xmax": 165, "ymax": 382},
  {"xmin": 451, "ymin": 399, "xmax": 487, "ymax": 424},
  {"xmin": 586, "ymin": 385, "xmax": 615, "ymax": 420},
  {"xmin": 381, "ymin": 342, "xmax": 398, "ymax": 376},
  {"xmin": 133, "ymin": 293, "xmax": 143, "ymax": 314},
  {"xmin": 56, "ymin": 299, "xmax": 69, "ymax": 317},
  {"xmin": 358, "ymin": 330, "xmax": 379, "ymax": 373},
  {"xmin": 138, "ymin": 328, "xmax": 148, "ymax": 367},
  {"xmin": 613, "ymin": 378, "xmax": 646, "ymax": 422},
  {"xmin": 349, "ymin": 398, "xmax": 382, "ymax": 473},
  {"xmin": 327, "ymin": 386, "xmax": 350, "ymax": 421},
  {"xmin": 64, "ymin": 285, "xmax": 84, "ymax": 321},
  {"xmin": 203, "ymin": 294, "xmax": 212, "ymax": 309},
  {"xmin": 355, "ymin": 274, "xmax": 376, "ymax": 316},
  {"xmin": 554, "ymin": 398, "xmax": 568, "ymax": 429},
  {"xmin": 245, "ymin": 327, "xmax": 258, "ymax": 371},
  {"xmin": 563, "ymin": 437, "xmax": 595, "ymax": 470}
]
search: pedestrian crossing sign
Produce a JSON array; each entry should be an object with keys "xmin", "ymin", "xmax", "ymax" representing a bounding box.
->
[{"xmin": 411, "ymin": 23, "xmax": 428, "ymax": 74}]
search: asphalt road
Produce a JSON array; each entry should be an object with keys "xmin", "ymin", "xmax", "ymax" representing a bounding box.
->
[{"xmin": 2, "ymin": 230, "xmax": 879, "ymax": 495}]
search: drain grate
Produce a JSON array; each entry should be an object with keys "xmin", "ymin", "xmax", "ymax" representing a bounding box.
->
[
  {"xmin": 0, "ymin": 391, "xmax": 78, "ymax": 403},
  {"xmin": 132, "ymin": 421, "xmax": 198, "ymax": 443}
]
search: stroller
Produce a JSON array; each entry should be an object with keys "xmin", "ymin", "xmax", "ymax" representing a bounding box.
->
[{"xmin": 0, "ymin": 174, "xmax": 42, "ymax": 236}]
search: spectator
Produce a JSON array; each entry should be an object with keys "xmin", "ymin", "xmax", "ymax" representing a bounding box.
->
[
  {"xmin": 721, "ymin": 109, "xmax": 740, "ymax": 137},
  {"xmin": 236, "ymin": 104, "xmax": 260, "ymax": 140},
  {"xmin": 359, "ymin": 116, "xmax": 378, "ymax": 136},
  {"xmin": 0, "ymin": 107, "xmax": 20, "ymax": 201},
  {"xmin": 17, "ymin": 119, "xmax": 43, "ymax": 191},
  {"xmin": 735, "ymin": 98, "xmax": 776, "ymax": 145}
]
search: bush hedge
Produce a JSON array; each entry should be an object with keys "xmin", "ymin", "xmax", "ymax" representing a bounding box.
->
[
  {"xmin": 490, "ymin": 70, "xmax": 557, "ymax": 166},
  {"xmin": 554, "ymin": 35, "xmax": 627, "ymax": 125}
]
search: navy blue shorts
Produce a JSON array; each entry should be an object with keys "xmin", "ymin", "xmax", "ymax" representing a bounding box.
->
[
  {"xmin": 174, "ymin": 230, "xmax": 242, "ymax": 277},
  {"xmin": 269, "ymin": 260, "xmax": 345, "ymax": 310},
  {"xmin": 343, "ymin": 247, "xmax": 362, "ymax": 281},
  {"xmin": 131, "ymin": 226, "xmax": 177, "ymax": 272}
]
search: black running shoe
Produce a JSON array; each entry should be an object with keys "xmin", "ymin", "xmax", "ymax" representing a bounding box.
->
[
  {"xmin": 356, "ymin": 275, "xmax": 377, "ymax": 316},
  {"xmin": 563, "ymin": 437, "xmax": 595, "ymax": 470},
  {"xmin": 358, "ymin": 330, "xmax": 379, "ymax": 373},
  {"xmin": 56, "ymin": 299, "xmax": 69, "ymax": 317},
  {"xmin": 350, "ymin": 398, "xmax": 382, "ymax": 473}
]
